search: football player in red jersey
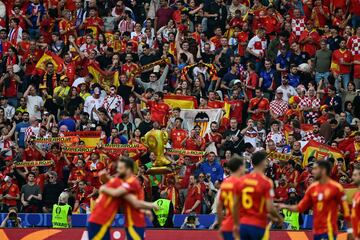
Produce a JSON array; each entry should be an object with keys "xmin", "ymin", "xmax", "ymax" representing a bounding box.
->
[
  {"xmin": 100, "ymin": 157, "xmax": 154, "ymax": 240},
  {"xmin": 351, "ymin": 166, "xmax": 360, "ymax": 240},
  {"xmin": 87, "ymin": 159, "xmax": 157, "ymax": 240},
  {"xmin": 217, "ymin": 155, "xmax": 245, "ymax": 240},
  {"xmin": 233, "ymin": 151, "xmax": 283, "ymax": 240},
  {"xmin": 279, "ymin": 160, "xmax": 352, "ymax": 240}
]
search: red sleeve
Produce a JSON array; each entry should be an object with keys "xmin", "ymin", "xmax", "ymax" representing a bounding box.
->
[
  {"xmin": 297, "ymin": 186, "xmax": 313, "ymax": 212},
  {"xmin": 338, "ymin": 185, "xmax": 351, "ymax": 220},
  {"xmin": 264, "ymin": 179, "xmax": 274, "ymax": 200}
]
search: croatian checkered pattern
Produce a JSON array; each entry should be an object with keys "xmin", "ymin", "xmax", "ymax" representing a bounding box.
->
[
  {"xmin": 302, "ymin": 132, "xmax": 325, "ymax": 144},
  {"xmin": 347, "ymin": 36, "xmax": 360, "ymax": 55},
  {"xmin": 291, "ymin": 18, "xmax": 306, "ymax": 36},
  {"xmin": 270, "ymin": 99, "xmax": 289, "ymax": 116},
  {"xmin": 299, "ymin": 96, "xmax": 320, "ymax": 122},
  {"xmin": 103, "ymin": 95, "xmax": 125, "ymax": 115}
]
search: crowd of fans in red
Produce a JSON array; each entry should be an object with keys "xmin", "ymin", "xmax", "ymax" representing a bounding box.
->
[{"xmin": 0, "ymin": 0, "xmax": 359, "ymax": 220}]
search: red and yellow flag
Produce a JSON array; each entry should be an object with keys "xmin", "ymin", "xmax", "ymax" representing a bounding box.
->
[
  {"xmin": 35, "ymin": 50, "xmax": 64, "ymax": 73},
  {"xmin": 283, "ymin": 124, "xmax": 313, "ymax": 143},
  {"xmin": 164, "ymin": 95, "xmax": 198, "ymax": 109},
  {"xmin": 63, "ymin": 131, "xmax": 101, "ymax": 147},
  {"xmin": 302, "ymin": 140, "xmax": 344, "ymax": 167}
]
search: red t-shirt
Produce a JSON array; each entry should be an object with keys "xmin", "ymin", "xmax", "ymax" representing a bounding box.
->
[
  {"xmin": 275, "ymin": 185, "xmax": 289, "ymax": 202},
  {"xmin": 45, "ymin": 152, "xmax": 67, "ymax": 180},
  {"xmin": 76, "ymin": 185, "xmax": 94, "ymax": 208},
  {"xmin": 352, "ymin": 191, "xmax": 360, "ymax": 238},
  {"xmin": 184, "ymin": 184, "xmax": 202, "ymax": 214},
  {"xmin": 170, "ymin": 128, "xmax": 188, "ymax": 149},
  {"xmin": 148, "ymin": 100, "xmax": 170, "ymax": 127},
  {"xmin": 228, "ymin": 99, "xmax": 244, "ymax": 124},
  {"xmin": 235, "ymin": 172, "xmax": 274, "ymax": 228},
  {"xmin": 332, "ymin": 49, "xmax": 353, "ymax": 74},
  {"xmin": 185, "ymin": 136, "xmax": 205, "ymax": 151},
  {"xmin": 85, "ymin": 160, "xmax": 106, "ymax": 189},
  {"xmin": 246, "ymin": 72, "xmax": 258, "ymax": 99},
  {"xmin": 248, "ymin": 97, "xmax": 269, "ymax": 121},
  {"xmin": 88, "ymin": 178, "xmax": 123, "ymax": 225},
  {"xmin": 2, "ymin": 183, "xmax": 19, "ymax": 206},
  {"xmin": 297, "ymin": 180, "xmax": 350, "ymax": 235},
  {"xmin": 219, "ymin": 176, "xmax": 240, "ymax": 231},
  {"xmin": 23, "ymin": 147, "xmax": 43, "ymax": 162},
  {"xmin": 122, "ymin": 176, "xmax": 146, "ymax": 227},
  {"xmin": 237, "ymin": 31, "xmax": 249, "ymax": 57},
  {"xmin": 299, "ymin": 30, "xmax": 320, "ymax": 57},
  {"xmin": 3, "ymin": 76, "xmax": 17, "ymax": 97},
  {"xmin": 208, "ymin": 100, "xmax": 224, "ymax": 109}
]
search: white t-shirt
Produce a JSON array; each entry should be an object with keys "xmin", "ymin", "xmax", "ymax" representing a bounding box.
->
[
  {"xmin": 84, "ymin": 96, "xmax": 104, "ymax": 121},
  {"xmin": 26, "ymin": 95, "xmax": 44, "ymax": 119},
  {"xmin": 276, "ymin": 85, "xmax": 298, "ymax": 102}
]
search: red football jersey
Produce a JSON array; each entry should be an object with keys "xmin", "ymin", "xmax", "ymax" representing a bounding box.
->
[
  {"xmin": 148, "ymin": 100, "xmax": 170, "ymax": 127},
  {"xmin": 88, "ymin": 177, "xmax": 123, "ymax": 225},
  {"xmin": 170, "ymin": 128, "xmax": 188, "ymax": 149},
  {"xmin": 122, "ymin": 176, "xmax": 146, "ymax": 228},
  {"xmin": 352, "ymin": 191, "xmax": 360, "ymax": 238},
  {"xmin": 297, "ymin": 180, "xmax": 350, "ymax": 235},
  {"xmin": 235, "ymin": 172, "xmax": 274, "ymax": 228},
  {"xmin": 219, "ymin": 176, "xmax": 240, "ymax": 232}
]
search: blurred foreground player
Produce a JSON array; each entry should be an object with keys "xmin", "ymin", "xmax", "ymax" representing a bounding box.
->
[
  {"xmin": 217, "ymin": 155, "xmax": 245, "ymax": 240},
  {"xmin": 87, "ymin": 158, "xmax": 158, "ymax": 240},
  {"xmin": 351, "ymin": 166, "xmax": 360, "ymax": 240},
  {"xmin": 279, "ymin": 160, "xmax": 352, "ymax": 240},
  {"xmin": 233, "ymin": 151, "xmax": 283, "ymax": 240},
  {"xmin": 100, "ymin": 157, "xmax": 152, "ymax": 240}
]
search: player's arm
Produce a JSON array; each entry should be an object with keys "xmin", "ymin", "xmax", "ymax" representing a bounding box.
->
[
  {"xmin": 232, "ymin": 193, "xmax": 240, "ymax": 239},
  {"xmin": 216, "ymin": 190, "xmax": 223, "ymax": 227},
  {"xmin": 338, "ymin": 188, "xmax": 353, "ymax": 237},
  {"xmin": 99, "ymin": 185, "xmax": 128, "ymax": 197},
  {"xmin": 122, "ymin": 194, "xmax": 158, "ymax": 210},
  {"xmin": 266, "ymin": 199, "xmax": 283, "ymax": 223},
  {"xmin": 278, "ymin": 186, "xmax": 312, "ymax": 213}
]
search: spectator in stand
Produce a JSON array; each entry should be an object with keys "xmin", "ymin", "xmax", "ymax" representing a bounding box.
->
[
  {"xmin": 196, "ymin": 152, "xmax": 224, "ymax": 184},
  {"xmin": 42, "ymin": 171, "xmax": 64, "ymax": 213},
  {"xmin": 182, "ymin": 175, "xmax": 202, "ymax": 214},
  {"xmin": 0, "ymin": 175, "xmax": 20, "ymax": 213},
  {"xmin": 20, "ymin": 172, "xmax": 42, "ymax": 212}
]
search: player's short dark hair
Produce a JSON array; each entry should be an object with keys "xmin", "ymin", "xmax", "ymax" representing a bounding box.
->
[
  {"xmin": 251, "ymin": 151, "xmax": 267, "ymax": 167},
  {"xmin": 316, "ymin": 160, "xmax": 331, "ymax": 176},
  {"xmin": 227, "ymin": 154, "xmax": 244, "ymax": 173},
  {"xmin": 175, "ymin": 117, "xmax": 183, "ymax": 122},
  {"xmin": 120, "ymin": 156, "xmax": 134, "ymax": 172}
]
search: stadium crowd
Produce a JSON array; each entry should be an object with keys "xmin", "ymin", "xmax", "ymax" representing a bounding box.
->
[{"xmin": 0, "ymin": 0, "xmax": 359, "ymax": 230}]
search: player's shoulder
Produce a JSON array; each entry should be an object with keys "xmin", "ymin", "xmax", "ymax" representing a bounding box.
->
[
  {"xmin": 221, "ymin": 176, "xmax": 239, "ymax": 189},
  {"xmin": 328, "ymin": 179, "xmax": 344, "ymax": 191},
  {"xmin": 305, "ymin": 181, "xmax": 320, "ymax": 192}
]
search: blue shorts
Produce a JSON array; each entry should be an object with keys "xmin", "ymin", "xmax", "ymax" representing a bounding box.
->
[
  {"xmin": 87, "ymin": 222, "xmax": 110, "ymax": 240},
  {"xmin": 125, "ymin": 226, "xmax": 145, "ymax": 240},
  {"xmin": 314, "ymin": 233, "xmax": 337, "ymax": 240},
  {"xmin": 222, "ymin": 231, "xmax": 234, "ymax": 240},
  {"xmin": 239, "ymin": 224, "xmax": 265, "ymax": 240}
]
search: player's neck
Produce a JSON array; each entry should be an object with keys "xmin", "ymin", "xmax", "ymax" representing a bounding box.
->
[
  {"xmin": 253, "ymin": 168, "xmax": 264, "ymax": 175},
  {"xmin": 318, "ymin": 176, "xmax": 330, "ymax": 184}
]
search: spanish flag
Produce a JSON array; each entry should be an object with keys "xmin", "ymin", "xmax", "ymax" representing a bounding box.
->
[
  {"xmin": 35, "ymin": 51, "xmax": 64, "ymax": 73},
  {"xmin": 283, "ymin": 124, "xmax": 313, "ymax": 143},
  {"xmin": 63, "ymin": 131, "xmax": 101, "ymax": 147},
  {"xmin": 164, "ymin": 95, "xmax": 198, "ymax": 109},
  {"xmin": 302, "ymin": 140, "xmax": 344, "ymax": 167},
  {"xmin": 87, "ymin": 63, "xmax": 120, "ymax": 88}
]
